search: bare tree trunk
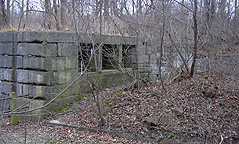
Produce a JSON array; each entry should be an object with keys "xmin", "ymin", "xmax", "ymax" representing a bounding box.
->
[
  {"xmin": 136, "ymin": 0, "xmax": 140, "ymax": 90},
  {"xmin": 21, "ymin": 0, "xmax": 24, "ymax": 17},
  {"xmin": 227, "ymin": 0, "xmax": 231, "ymax": 20},
  {"xmin": 0, "ymin": 0, "xmax": 8, "ymax": 28},
  {"xmin": 168, "ymin": 33, "xmax": 190, "ymax": 73},
  {"xmin": 218, "ymin": 0, "xmax": 226, "ymax": 19},
  {"xmin": 204, "ymin": 0, "xmax": 210, "ymax": 24},
  {"xmin": 93, "ymin": 48, "xmax": 106, "ymax": 125},
  {"xmin": 159, "ymin": 0, "xmax": 165, "ymax": 90},
  {"xmin": 112, "ymin": 0, "xmax": 118, "ymax": 16},
  {"xmin": 104, "ymin": 0, "xmax": 109, "ymax": 30},
  {"xmin": 6, "ymin": 0, "xmax": 10, "ymax": 28},
  {"xmin": 235, "ymin": 0, "xmax": 238, "ymax": 18},
  {"xmin": 53, "ymin": 0, "xmax": 60, "ymax": 30},
  {"xmin": 60, "ymin": 0, "xmax": 67, "ymax": 29},
  {"xmin": 210, "ymin": 0, "xmax": 216, "ymax": 24},
  {"xmin": 26, "ymin": 0, "xmax": 29, "ymax": 23},
  {"xmin": 95, "ymin": 0, "xmax": 100, "ymax": 16},
  {"xmin": 11, "ymin": 0, "xmax": 15, "ymax": 26},
  {"xmin": 132, "ymin": 0, "xmax": 135, "ymax": 15},
  {"xmin": 72, "ymin": 0, "xmax": 77, "ymax": 32},
  {"xmin": 44, "ymin": 0, "xmax": 50, "ymax": 29},
  {"xmin": 190, "ymin": 0, "xmax": 198, "ymax": 77},
  {"xmin": 0, "ymin": 0, "xmax": 4, "ymax": 27},
  {"xmin": 137, "ymin": 0, "xmax": 142, "ymax": 14},
  {"xmin": 91, "ymin": 0, "xmax": 106, "ymax": 125}
]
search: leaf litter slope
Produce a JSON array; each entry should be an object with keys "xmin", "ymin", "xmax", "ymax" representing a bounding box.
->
[{"xmin": 0, "ymin": 74, "xmax": 238, "ymax": 143}]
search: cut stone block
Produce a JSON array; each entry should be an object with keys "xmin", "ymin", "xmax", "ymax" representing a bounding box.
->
[
  {"xmin": 17, "ymin": 84, "xmax": 49, "ymax": 98},
  {"xmin": 54, "ymin": 69, "xmax": 78, "ymax": 84},
  {"xmin": 20, "ymin": 56, "xmax": 76, "ymax": 71},
  {"xmin": 0, "ymin": 68, "xmax": 13, "ymax": 81},
  {"xmin": 0, "ymin": 95, "xmax": 11, "ymax": 112},
  {"xmin": 17, "ymin": 70, "xmax": 56, "ymax": 85},
  {"xmin": 17, "ymin": 43, "xmax": 57, "ymax": 57},
  {"xmin": 17, "ymin": 31, "xmax": 77, "ymax": 43},
  {"xmin": 138, "ymin": 45, "xmax": 146, "ymax": 55},
  {"xmin": 0, "ymin": 82, "xmax": 13, "ymax": 95},
  {"xmin": 0, "ymin": 43, "xmax": 13, "ymax": 55},
  {"xmin": 57, "ymin": 43, "xmax": 78, "ymax": 57},
  {"xmin": 0, "ymin": 31, "xmax": 17, "ymax": 42},
  {"xmin": 22, "ymin": 57, "xmax": 53, "ymax": 70},
  {"xmin": 54, "ymin": 57, "xmax": 78, "ymax": 70},
  {"xmin": 138, "ymin": 54, "xmax": 149, "ymax": 63},
  {"xmin": 46, "ymin": 31, "xmax": 77, "ymax": 42},
  {"xmin": 0, "ymin": 55, "xmax": 13, "ymax": 68},
  {"xmin": 0, "ymin": 56, "xmax": 23, "ymax": 68}
]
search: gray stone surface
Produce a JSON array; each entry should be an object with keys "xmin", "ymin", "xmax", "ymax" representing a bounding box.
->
[
  {"xmin": 0, "ymin": 83, "xmax": 13, "ymax": 94},
  {"xmin": 0, "ymin": 43, "xmax": 13, "ymax": 55},
  {"xmin": 1, "ymin": 31, "xmax": 137, "ymax": 44},
  {"xmin": 0, "ymin": 56, "xmax": 23, "ymax": 68},
  {"xmin": 46, "ymin": 31, "xmax": 77, "ymax": 42},
  {"xmin": 17, "ymin": 43, "xmax": 57, "ymax": 57},
  {"xmin": 57, "ymin": 43, "xmax": 78, "ymax": 57},
  {"xmin": 138, "ymin": 54, "xmax": 149, "ymax": 63},
  {"xmin": 0, "ymin": 98, "xmax": 11, "ymax": 112},
  {"xmin": 0, "ymin": 68, "xmax": 13, "ymax": 81},
  {"xmin": 54, "ymin": 69, "xmax": 78, "ymax": 84},
  {"xmin": 0, "ymin": 31, "xmax": 17, "ymax": 42},
  {"xmin": 17, "ymin": 31, "xmax": 77, "ymax": 43},
  {"xmin": 21, "ymin": 56, "xmax": 76, "ymax": 70},
  {"xmin": 17, "ymin": 84, "xmax": 48, "ymax": 98},
  {"xmin": 0, "ymin": 55, "xmax": 13, "ymax": 68},
  {"xmin": 138, "ymin": 45, "xmax": 146, "ymax": 55},
  {"xmin": 17, "ymin": 70, "xmax": 56, "ymax": 85},
  {"xmin": 172, "ymin": 108, "xmax": 184, "ymax": 116},
  {"xmin": 159, "ymin": 114, "xmax": 179, "ymax": 127},
  {"xmin": 160, "ymin": 114, "xmax": 174, "ymax": 125},
  {"xmin": 145, "ymin": 116, "xmax": 158, "ymax": 126},
  {"xmin": 146, "ymin": 45, "xmax": 155, "ymax": 55},
  {"xmin": 0, "ymin": 83, "xmax": 12, "ymax": 112},
  {"xmin": 22, "ymin": 57, "xmax": 53, "ymax": 70},
  {"xmin": 0, "ymin": 31, "xmax": 138, "ymax": 120}
]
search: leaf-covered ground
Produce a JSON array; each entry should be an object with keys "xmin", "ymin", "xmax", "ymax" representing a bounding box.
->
[{"xmin": 1, "ymin": 74, "xmax": 238, "ymax": 143}]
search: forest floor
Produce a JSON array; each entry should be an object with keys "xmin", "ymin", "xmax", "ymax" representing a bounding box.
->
[{"xmin": 0, "ymin": 73, "xmax": 238, "ymax": 144}]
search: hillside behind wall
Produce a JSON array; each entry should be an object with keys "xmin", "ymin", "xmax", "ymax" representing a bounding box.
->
[{"xmin": 0, "ymin": 31, "xmax": 137, "ymax": 120}]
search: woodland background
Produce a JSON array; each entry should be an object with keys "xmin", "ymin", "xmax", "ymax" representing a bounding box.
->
[{"xmin": 0, "ymin": 0, "xmax": 238, "ymax": 143}]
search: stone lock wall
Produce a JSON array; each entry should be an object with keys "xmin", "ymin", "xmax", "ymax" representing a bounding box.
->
[
  {"xmin": 0, "ymin": 31, "xmax": 137, "ymax": 120},
  {"xmin": 0, "ymin": 31, "xmax": 79, "ymax": 118}
]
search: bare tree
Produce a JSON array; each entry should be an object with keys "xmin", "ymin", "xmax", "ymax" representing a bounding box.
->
[
  {"xmin": 158, "ymin": 0, "xmax": 166, "ymax": 89},
  {"xmin": 190, "ymin": 0, "xmax": 198, "ymax": 77},
  {"xmin": 25, "ymin": 0, "xmax": 29, "ymax": 22},
  {"xmin": 235, "ymin": 0, "xmax": 238, "ymax": 18},
  {"xmin": 0, "ymin": 0, "xmax": 8, "ymax": 28},
  {"xmin": 44, "ymin": 0, "xmax": 50, "ymax": 29},
  {"xmin": 53, "ymin": 0, "xmax": 60, "ymax": 30},
  {"xmin": 6, "ymin": 0, "xmax": 10, "ymax": 27},
  {"xmin": 60, "ymin": 0, "xmax": 67, "ymax": 29}
]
